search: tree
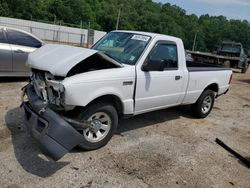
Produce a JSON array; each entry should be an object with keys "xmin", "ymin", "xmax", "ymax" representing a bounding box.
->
[{"xmin": 1, "ymin": 0, "xmax": 250, "ymax": 52}]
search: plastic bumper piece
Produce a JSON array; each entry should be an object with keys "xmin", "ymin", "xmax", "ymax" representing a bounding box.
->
[{"xmin": 22, "ymin": 84, "xmax": 82, "ymax": 161}]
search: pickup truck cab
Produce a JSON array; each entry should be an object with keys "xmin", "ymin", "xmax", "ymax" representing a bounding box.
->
[{"xmin": 22, "ymin": 31, "xmax": 232, "ymax": 160}]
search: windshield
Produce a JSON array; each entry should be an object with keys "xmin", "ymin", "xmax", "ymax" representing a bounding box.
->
[
  {"xmin": 92, "ymin": 32, "xmax": 151, "ymax": 65},
  {"xmin": 221, "ymin": 44, "xmax": 241, "ymax": 53}
]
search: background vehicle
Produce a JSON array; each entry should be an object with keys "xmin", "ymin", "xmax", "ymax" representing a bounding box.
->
[
  {"xmin": 22, "ymin": 31, "xmax": 232, "ymax": 160},
  {"xmin": 187, "ymin": 41, "xmax": 249, "ymax": 73},
  {"xmin": 0, "ymin": 27, "xmax": 43, "ymax": 77},
  {"xmin": 185, "ymin": 51, "xmax": 194, "ymax": 62}
]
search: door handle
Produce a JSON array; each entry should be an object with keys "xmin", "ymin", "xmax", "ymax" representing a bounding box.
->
[
  {"xmin": 175, "ymin": 75, "xmax": 182, "ymax": 80},
  {"xmin": 123, "ymin": 81, "xmax": 133, "ymax": 85},
  {"xmin": 14, "ymin": 49, "xmax": 25, "ymax": 53}
]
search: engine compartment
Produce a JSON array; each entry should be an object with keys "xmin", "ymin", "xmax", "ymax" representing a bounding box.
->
[{"xmin": 66, "ymin": 52, "xmax": 121, "ymax": 77}]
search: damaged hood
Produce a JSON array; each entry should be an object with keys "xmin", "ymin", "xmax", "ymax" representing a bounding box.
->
[{"xmin": 27, "ymin": 44, "xmax": 121, "ymax": 76}]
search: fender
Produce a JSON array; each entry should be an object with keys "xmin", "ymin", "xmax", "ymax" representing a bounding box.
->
[{"xmin": 63, "ymin": 81, "xmax": 135, "ymax": 115}]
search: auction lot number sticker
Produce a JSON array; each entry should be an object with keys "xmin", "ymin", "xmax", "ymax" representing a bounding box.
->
[{"xmin": 131, "ymin": 35, "xmax": 150, "ymax": 42}]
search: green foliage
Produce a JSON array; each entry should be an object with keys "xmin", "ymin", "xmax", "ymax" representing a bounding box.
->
[{"xmin": 1, "ymin": 0, "xmax": 250, "ymax": 52}]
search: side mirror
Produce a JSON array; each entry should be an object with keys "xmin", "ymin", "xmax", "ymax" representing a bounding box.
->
[
  {"xmin": 35, "ymin": 42, "xmax": 43, "ymax": 48},
  {"xmin": 142, "ymin": 59, "xmax": 165, "ymax": 72}
]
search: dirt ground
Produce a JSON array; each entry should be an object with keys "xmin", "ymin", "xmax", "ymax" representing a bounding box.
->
[{"xmin": 0, "ymin": 70, "xmax": 249, "ymax": 188}]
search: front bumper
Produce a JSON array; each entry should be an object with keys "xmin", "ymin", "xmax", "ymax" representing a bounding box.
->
[{"xmin": 22, "ymin": 84, "xmax": 83, "ymax": 161}]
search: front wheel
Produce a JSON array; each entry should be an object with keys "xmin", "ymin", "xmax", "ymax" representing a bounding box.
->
[
  {"xmin": 191, "ymin": 90, "xmax": 215, "ymax": 118},
  {"xmin": 77, "ymin": 103, "xmax": 118, "ymax": 150}
]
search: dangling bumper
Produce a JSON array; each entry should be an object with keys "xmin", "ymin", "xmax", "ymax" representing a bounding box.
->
[{"xmin": 21, "ymin": 84, "xmax": 83, "ymax": 161}]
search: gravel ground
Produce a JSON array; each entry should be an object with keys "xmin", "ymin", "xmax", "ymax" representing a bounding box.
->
[{"xmin": 0, "ymin": 70, "xmax": 249, "ymax": 188}]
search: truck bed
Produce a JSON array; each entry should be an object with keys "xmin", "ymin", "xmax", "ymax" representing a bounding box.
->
[
  {"xmin": 187, "ymin": 67, "xmax": 231, "ymax": 72},
  {"xmin": 183, "ymin": 61, "xmax": 232, "ymax": 105},
  {"xmin": 187, "ymin": 50, "xmax": 242, "ymax": 61},
  {"xmin": 186, "ymin": 61, "xmax": 231, "ymax": 72}
]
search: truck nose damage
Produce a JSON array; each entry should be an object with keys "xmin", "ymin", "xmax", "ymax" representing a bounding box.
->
[
  {"xmin": 22, "ymin": 84, "xmax": 83, "ymax": 161},
  {"xmin": 26, "ymin": 44, "xmax": 122, "ymax": 77},
  {"xmin": 21, "ymin": 44, "xmax": 123, "ymax": 160}
]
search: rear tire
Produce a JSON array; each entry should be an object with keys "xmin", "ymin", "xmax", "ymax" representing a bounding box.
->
[
  {"xmin": 241, "ymin": 64, "xmax": 248, "ymax": 73},
  {"xmin": 223, "ymin": 60, "xmax": 231, "ymax": 68},
  {"xmin": 191, "ymin": 90, "xmax": 215, "ymax": 118},
  {"xmin": 77, "ymin": 102, "xmax": 118, "ymax": 150},
  {"xmin": 241, "ymin": 68, "xmax": 247, "ymax": 74}
]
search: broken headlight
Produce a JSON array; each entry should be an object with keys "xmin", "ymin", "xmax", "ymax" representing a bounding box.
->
[{"xmin": 45, "ymin": 74, "xmax": 65, "ymax": 106}]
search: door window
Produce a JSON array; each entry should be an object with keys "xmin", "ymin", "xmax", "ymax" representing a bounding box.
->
[
  {"xmin": 6, "ymin": 29, "xmax": 42, "ymax": 48},
  {"xmin": 150, "ymin": 42, "xmax": 178, "ymax": 69}
]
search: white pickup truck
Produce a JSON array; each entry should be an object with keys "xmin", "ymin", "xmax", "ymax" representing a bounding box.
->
[{"xmin": 22, "ymin": 31, "xmax": 232, "ymax": 160}]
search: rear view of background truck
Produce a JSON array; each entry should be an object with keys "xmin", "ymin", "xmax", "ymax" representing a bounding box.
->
[{"xmin": 187, "ymin": 41, "xmax": 249, "ymax": 73}]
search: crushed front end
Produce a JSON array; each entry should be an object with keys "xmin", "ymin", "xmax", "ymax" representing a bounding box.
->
[{"xmin": 21, "ymin": 70, "xmax": 83, "ymax": 161}]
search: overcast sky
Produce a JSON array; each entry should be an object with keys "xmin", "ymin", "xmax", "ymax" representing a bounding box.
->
[{"xmin": 154, "ymin": 0, "xmax": 250, "ymax": 21}]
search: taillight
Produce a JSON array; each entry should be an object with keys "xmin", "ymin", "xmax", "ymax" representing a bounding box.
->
[{"xmin": 229, "ymin": 74, "xmax": 233, "ymax": 84}]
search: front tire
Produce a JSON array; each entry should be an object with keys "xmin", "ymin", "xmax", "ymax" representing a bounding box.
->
[
  {"xmin": 77, "ymin": 102, "xmax": 118, "ymax": 150},
  {"xmin": 191, "ymin": 90, "xmax": 215, "ymax": 118}
]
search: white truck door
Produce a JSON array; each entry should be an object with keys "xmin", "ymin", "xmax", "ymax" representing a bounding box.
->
[{"xmin": 135, "ymin": 41, "xmax": 185, "ymax": 114}]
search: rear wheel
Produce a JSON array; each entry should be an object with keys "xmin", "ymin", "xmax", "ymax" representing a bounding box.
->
[
  {"xmin": 191, "ymin": 90, "xmax": 215, "ymax": 118},
  {"xmin": 241, "ymin": 64, "xmax": 248, "ymax": 73},
  {"xmin": 223, "ymin": 60, "xmax": 231, "ymax": 68},
  {"xmin": 77, "ymin": 102, "xmax": 118, "ymax": 150},
  {"xmin": 241, "ymin": 68, "xmax": 247, "ymax": 74}
]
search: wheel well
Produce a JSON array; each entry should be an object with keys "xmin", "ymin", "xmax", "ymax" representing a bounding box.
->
[
  {"xmin": 204, "ymin": 83, "xmax": 219, "ymax": 93},
  {"xmin": 87, "ymin": 95, "xmax": 123, "ymax": 116}
]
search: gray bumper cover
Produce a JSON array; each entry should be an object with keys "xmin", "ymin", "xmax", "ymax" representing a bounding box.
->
[{"xmin": 22, "ymin": 84, "xmax": 83, "ymax": 161}]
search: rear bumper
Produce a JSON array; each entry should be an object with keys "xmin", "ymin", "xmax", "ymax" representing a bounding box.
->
[
  {"xmin": 216, "ymin": 88, "xmax": 229, "ymax": 98},
  {"xmin": 22, "ymin": 84, "xmax": 83, "ymax": 161}
]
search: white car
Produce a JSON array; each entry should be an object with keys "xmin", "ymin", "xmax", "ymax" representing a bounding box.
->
[{"xmin": 22, "ymin": 31, "xmax": 232, "ymax": 160}]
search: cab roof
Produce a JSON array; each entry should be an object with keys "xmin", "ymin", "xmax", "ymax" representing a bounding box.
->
[{"xmin": 112, "ymin": 30, "xmax": 182, "ymax": 42}]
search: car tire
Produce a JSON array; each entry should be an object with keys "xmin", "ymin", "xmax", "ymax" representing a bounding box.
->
[
  {"xmin": 191, "ymin": 90, "xmax": 215, "ymax": 118},
  {"xmin": 77, "ymin": 102, "xmax": 118, "ymax": 150}
]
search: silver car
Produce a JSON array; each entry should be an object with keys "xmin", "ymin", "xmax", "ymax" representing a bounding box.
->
[{"xmin": 0, "ymin": 27, "xmax": 43, "ymax": 77}]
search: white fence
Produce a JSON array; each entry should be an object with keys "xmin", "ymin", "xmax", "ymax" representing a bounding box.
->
[{"xmin": 0, "ymin": 17, "xmax": 106, "ymax": 46}]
